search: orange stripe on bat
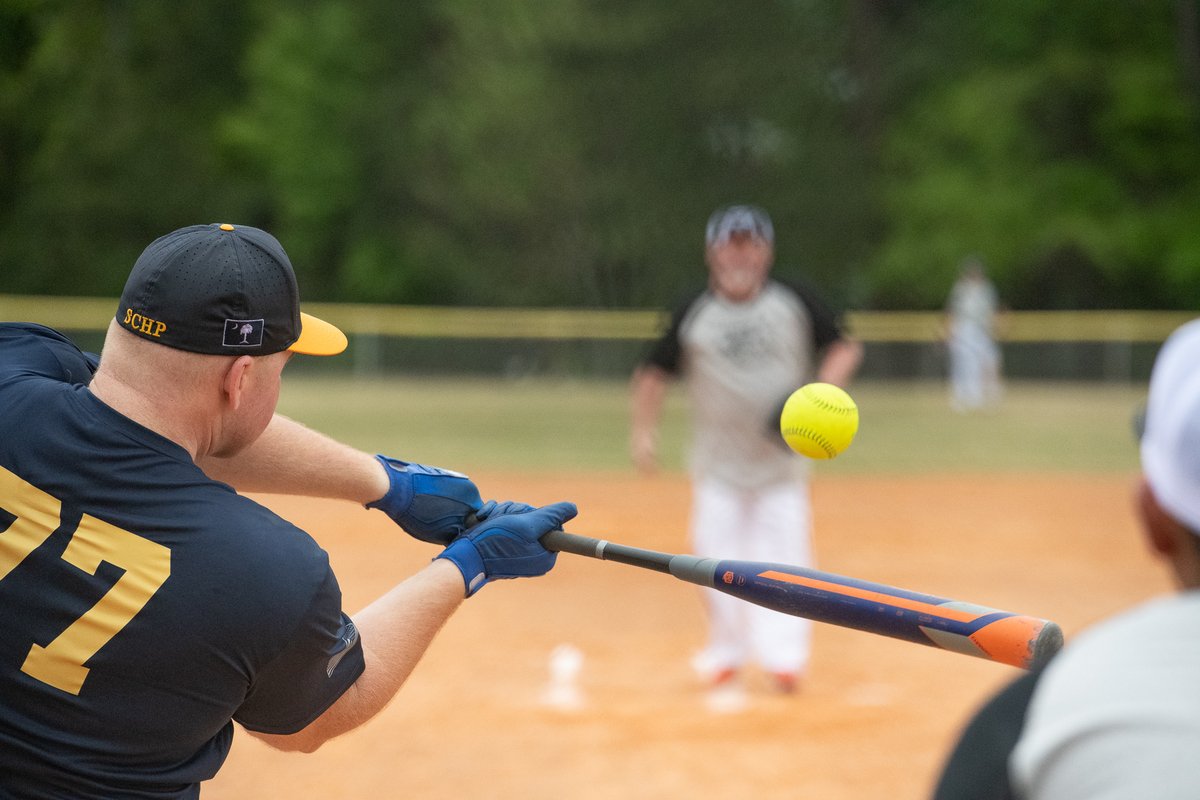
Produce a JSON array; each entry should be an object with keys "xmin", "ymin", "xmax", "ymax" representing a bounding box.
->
[
  {"xmin": 968, "ymin": 614, "xmax": 1048, "ymax": 669},
  {"xmin": 756, "ymin": 570, "xmax": 981, "ymax": 623}
]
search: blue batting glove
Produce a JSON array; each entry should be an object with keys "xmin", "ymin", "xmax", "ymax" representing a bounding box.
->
[
  {"xmin": 473, "ymin": 499, "xmax": 530, "ymax": 521},
  {"xmin": 365, "ymin": 455, "xmax": 483, "ymax": 545},
  {"xmin": 437, "ymin": 501, "xmax": 578, "ymax": 596}
]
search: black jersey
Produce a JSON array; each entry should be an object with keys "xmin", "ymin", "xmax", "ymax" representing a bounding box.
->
[
  {"xmin": 0, "ymin": 323, "xmax": 365, "ymax": 799},
  {"xmin": 640, "ymin": 280, "xmax": 847, "ymax": 488}
]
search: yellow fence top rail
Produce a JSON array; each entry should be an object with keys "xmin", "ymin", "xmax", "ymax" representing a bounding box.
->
[{"xmin": 0, "ymin": 295, "xmax": 1191, "ymax": 343}]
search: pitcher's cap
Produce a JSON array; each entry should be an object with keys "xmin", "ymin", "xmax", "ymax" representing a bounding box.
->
[
  {"xmin": 116, "ymin": 223, "xmax": 347, "ymax": 356},
  {"xmin": 1141, "ymin": 318, "xmax": 1200, "ymax": 535},
  {"xmin": 705, "ymin": 205, "xmax": 774, "ymax": 246}
]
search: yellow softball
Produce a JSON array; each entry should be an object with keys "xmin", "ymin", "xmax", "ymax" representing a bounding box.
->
[{"xmin": 779, "ymin": 383, "xmax": 859, "ymax": 459}]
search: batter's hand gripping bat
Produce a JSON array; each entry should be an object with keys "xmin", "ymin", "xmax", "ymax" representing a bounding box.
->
[{"xmin": 540, "ymin": 529, "xmax": 1062, "ymax": 670}]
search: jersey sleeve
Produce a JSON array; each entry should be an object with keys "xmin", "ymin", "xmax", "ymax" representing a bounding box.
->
[
  {"xmin": 233, "ymin": 567, "xmax": 366, "ymax": 734},
  {"xmin": 0, "ymin": 323, "xmax": 99, "ymax": 385},
  {"xmin": 780, "ymin": 280, "xmax": 849, "ymax": 352},
  {"xmin": 641, "ymin": 291, "xmax": 703, "ymax": 375}
]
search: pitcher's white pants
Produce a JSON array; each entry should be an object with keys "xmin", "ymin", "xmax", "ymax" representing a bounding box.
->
[
  {"xmin": 690, "ymin": 476, "xmax": 813, "ymax": 676},
  {"xmin": 948, "ymin": 327, "xmax": 1002, "ymax": 411}
]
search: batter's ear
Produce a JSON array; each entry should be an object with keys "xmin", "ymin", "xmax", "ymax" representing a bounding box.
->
[
  {"xmin": 221, "ymin": 356, "xmax": 254, "ymax": 411},
  {"xmin": 1138, "ymin": 478, "xmax": 1186, "ymax": 556},
  {"xmin": 1138, "ymin": 478, "xmax": 1200, "ymax": 588}
]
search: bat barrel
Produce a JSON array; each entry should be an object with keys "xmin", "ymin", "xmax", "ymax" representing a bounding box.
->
[{"xmin": 709, "ymin": 560, "xmax": 1063, "ymax": 669}]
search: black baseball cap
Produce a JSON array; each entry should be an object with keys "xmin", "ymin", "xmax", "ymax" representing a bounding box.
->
[
  {"xmin": 116, "ymin": 223, "xmax": 347, "ymax": 356},
  {"xmin": 705, "ymin": 205, "xmax": 774, "ymax": 247}
]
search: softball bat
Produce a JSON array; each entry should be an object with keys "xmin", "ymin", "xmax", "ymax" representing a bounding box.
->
[{"xmin": 540, "ymin": 529, "xmax": 1062, "ymax": 670}]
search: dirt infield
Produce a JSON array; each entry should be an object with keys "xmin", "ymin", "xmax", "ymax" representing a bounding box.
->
[{"xmin": 205, "ymin": 471, "xmax": 1167, "ymax": 800}]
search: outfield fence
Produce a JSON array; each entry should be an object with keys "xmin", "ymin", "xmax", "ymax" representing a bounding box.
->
[{"xmin": 2, "ymin": 295, "xmax": 1192, "ymax": 382}]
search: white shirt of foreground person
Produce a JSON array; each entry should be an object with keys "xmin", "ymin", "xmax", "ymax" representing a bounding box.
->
[{"xmin": 1010, "ymin": 594, "xmax": 1200, "ymax": 799}]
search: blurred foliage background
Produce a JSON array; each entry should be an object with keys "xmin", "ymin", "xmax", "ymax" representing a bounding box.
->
[{"xmin": 2, "ymin": 0, "xmax": 1198, "ymax": 311}]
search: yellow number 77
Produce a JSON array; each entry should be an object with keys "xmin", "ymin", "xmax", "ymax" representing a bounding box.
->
[{"xmin": 0, "ymin": 466, "xmax": 171, "ymax": 695}]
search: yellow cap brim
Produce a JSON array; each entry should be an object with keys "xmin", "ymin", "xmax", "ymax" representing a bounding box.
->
[{"xmin": 289, "ymin": 311, "xmax": 348, "ymax": 356}]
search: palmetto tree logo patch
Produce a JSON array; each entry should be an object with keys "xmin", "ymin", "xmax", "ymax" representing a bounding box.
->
[{"xmin": 223, "ymin": 319, "xmax": 265, "ymax": 347}]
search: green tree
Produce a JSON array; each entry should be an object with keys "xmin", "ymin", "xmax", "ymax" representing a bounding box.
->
[
  {"xmin": 0, "ymin": 1, "xmax": 259, "ymax": 294},
  {"xmin": 548, "ymin": 1, "xmax": 879, "ymax": 308},
  {"xmin": 3, "ymin": 1, "xmax": 1197, "ymax": 312},
  {"xmin": 872, "ymin": 0, "xmax": 1200, "ymax": 310},
  {"xmin": 222, "ymin": 0, "xmax": 591, "ymax": 305}
]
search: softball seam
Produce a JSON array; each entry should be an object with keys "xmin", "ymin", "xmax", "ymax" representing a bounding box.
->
[
  {"xmin": 781, "ymin": 425, "xmax": 837, "ymax": 458},
  {"xmin": 800, "ymin": 386, "xmax": 856, "ymax": 415}
]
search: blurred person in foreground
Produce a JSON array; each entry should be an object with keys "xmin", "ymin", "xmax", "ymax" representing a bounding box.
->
[
  {"xmin": 933, "ymin": 318, "xmax": 1200, "ymax": 799},
  {"xmin": 629, "ymin": 205, "xmax": 862, "ymax": 697},
  {"xmin": 0, "ymin": 223, "xmax": 574, "ymax": 798},
  {"xmin": 944, "ymin": 255, "xmax": 1003, "ymax": 412}
]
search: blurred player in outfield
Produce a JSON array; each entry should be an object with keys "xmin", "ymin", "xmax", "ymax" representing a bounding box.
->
[
  {"xmin": 933, "ymin": 319, "xmax": 1200, "ymax": 799},
  {"xmin": 630, "ymin": 204, "xmax": 862, "ymax": 696},
  {"xmin": 944, "ymin": 255, "xmax": 1003, "ymax": 412},
  {"xmin": 0, "ymin": 223, "xmax": 574, "ymax": 798}
]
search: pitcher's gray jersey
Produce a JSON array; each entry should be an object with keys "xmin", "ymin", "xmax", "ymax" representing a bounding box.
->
[{"xmin": 643, "ymin": 279, "xmax": 847, "ymax": 488}]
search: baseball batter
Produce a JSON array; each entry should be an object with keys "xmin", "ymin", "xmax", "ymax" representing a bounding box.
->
[
  {"xmin": 630, "ymin": 205, "xmax": 862, "ymax": 693},
  {"xmin": 0, "ymin": 223, "xmax": 574, "ymax": 798}
]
